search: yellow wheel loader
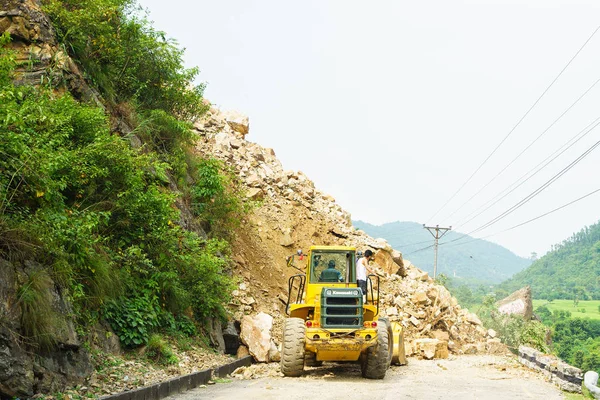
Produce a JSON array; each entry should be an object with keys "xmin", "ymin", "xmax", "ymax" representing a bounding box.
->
[{"xmin": 281, "ymin": 245, "xmax": 407, "ymax": 379}]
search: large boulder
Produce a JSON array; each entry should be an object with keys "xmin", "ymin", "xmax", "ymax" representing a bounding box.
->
[
  {"xmin": 583, "ymin": 371, "xmax": 600, "ymax": 399},
  {"xmin": 496, "ymin": 286, "xmax": 533, "ymax": 321},
  {"xmin": 222, "ymin": 110, "xmax": 250, "ymax": 136},
  {"xmin": 390, "ymin": 249, "xmax": 407, "ymax": 277},
  {"xmin": 206, "ymin": 317, "xmax": 226, "ymax": 353},
  {"xmin": 240, "ymin": 312, "xmax": 274, "ymax": 362},
  {"xmin": 373, "ymin": 250, "xmax": 404, "ymax": 276},
  {"xmin": 412, "ymin": 338, "xmax": 448, "ymax": 359},
  {"xmin": 222, "ymin": 320, "xmax": 241, "ymax": 355}
]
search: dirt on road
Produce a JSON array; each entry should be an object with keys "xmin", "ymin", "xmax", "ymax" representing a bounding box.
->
[{"xmin": 167, "ymin": 354, "xmax": 568, "ymax": 400}]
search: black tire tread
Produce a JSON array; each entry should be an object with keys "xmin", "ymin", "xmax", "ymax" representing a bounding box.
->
[
  {"xmin": 361, "ymin": 322, "xmax": 391, "ymax": 379},
  {"xmin": 304, "ymin": 351, "xmax": 323, "ymax": 367},
  {"xmin": 280, "ymin": 317, "xmax": 306, "ymax": 377}
]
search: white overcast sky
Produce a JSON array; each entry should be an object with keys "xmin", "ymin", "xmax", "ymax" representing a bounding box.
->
[{"xmin": 139, "ymin": 0, "xmax": 600, "ymax": 258}]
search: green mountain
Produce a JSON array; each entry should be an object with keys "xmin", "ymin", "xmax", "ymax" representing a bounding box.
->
[
  {"xmin": 353, "ymin": 220, "xmax": 532, "ymax": 284},
  {"xmin": 499, "ymin": 221, "xmax": 600, "ymax": 300}
]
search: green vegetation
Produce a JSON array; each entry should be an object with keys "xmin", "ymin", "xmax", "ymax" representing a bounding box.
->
[
  {"xmin": 146, "ymin": 334, "xmax": 178, "ymax": 365},
  {"xmin": 500, "ymin": 221, "xmax": 600, "ymax": 300},
  {"xmin": 0, "ymin": 0, "xmax": 248, "ymax": 351},
  {"xmin": 42, "ymin": 0, "xmax": 206, "ymax": 119},
  {"xmin": 353, "ymin": 220, "xmax": 531, "ymax": 284},
  {"xmin": 534, "ymin": 304, "xmax": 600, "ymax": 374},
  {"xmin": 440, "ymin": 284, "xmax": 549, "ymax": 353},
  {"xmin": 444, "ymin": 280, "xmax": 600, "ymax": 373},
  {"xmin": 533, "ymin": 300, "xmax": 600, "ymax": 321}
]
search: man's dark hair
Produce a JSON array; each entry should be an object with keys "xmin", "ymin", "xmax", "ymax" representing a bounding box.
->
[{"xmin": 364, "ymin": 249, "xmax": 374, "ymax": 258}]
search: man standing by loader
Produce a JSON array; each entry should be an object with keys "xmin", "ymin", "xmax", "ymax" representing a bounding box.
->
[{"xmin": 356, "ymin": 249, "xmax": 373, "ymax": 297}]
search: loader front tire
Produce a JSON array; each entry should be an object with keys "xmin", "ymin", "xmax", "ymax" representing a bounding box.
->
[
  {"xmin": 361, "ymin": 322, "xmax": 392, "ymax": 379},
  {"xmin": 281, "ymin": 317, "xmax": 306, "ymax": 377}
]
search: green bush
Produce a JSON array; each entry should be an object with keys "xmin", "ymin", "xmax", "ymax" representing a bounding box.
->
[
  {"xmin": 191, "ymin": 158, "xmax": 248, "ymax": 238},
  {"xmin": 1, "ymin": 0, "xmax": 245, "ymax": 351},
  {"xmin": 482, "ymin": 313, "xmax": 549, "ymax": 353},
  {"xmin": 103, "ymin": 293, "xmax": 159, "ymax": 347},
  {"xmin": 146, "ymin": 334, "xmax": 178, "ymax": 365},
  {"xmin": 42, "ymin": 0, "xmax": 208, "ymax": 119}
]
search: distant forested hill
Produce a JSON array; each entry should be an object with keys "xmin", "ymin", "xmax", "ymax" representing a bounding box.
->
[
  {"xmin": 353, "ymin": 220, "xmax": 532, "ymax": 284},
  {"xmin": 499, "ymin": 221, "xmax": 600, "ymax": 300}
]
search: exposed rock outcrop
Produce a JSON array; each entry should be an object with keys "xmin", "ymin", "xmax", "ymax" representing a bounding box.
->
[{"xmin": 0, "ymin": 260, "xmax": 93, "ymax": 399}]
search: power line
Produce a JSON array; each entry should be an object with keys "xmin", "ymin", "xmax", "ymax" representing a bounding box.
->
[
  {"xmin": 459, "ymin": 133, "xmax": 600, "ymax": 238},
  {"xmin": 442, "ymin": 76, "xmax": 600, "ymax": 225},
  {"xmin": 403, "ymin": 244, "xmax": 435, "ymax": 256},
  {"xmin": 440, "ymin": 186, "xmax": 600, "ymax": 249},
  {"xmin": 454, "ymin": 115, "xmax": 600, "ymax": 230},
  {"xmin": 427, "ymin": 22, "xmax": 600, "ymax": 224}
]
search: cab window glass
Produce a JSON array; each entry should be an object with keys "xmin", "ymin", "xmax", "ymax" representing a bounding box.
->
[{"xmin": 310, "ymin": 251, "xmax": 355, "ymax": 283}]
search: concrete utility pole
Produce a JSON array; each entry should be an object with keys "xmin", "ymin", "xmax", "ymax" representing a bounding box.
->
[{"xmin": 423, "ymin": 224, "xmax": 452, "ymax": 279}]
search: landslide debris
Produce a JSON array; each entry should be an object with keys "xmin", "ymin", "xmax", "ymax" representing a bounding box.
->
[{"xmin": 193, "ymin": 107, "xmax": 508, "ymax": 367}]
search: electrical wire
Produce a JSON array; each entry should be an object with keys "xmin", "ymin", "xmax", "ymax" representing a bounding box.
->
[
  {"xmin": 426, "ymin": 23, "xmax": 600, "ymax": 225},
  {"xmin": 440, "ymin": 131, "xmax": 600, "ymax": 247},
  {"xmin": 442, "ymin": 76, "xmax": 600, "ymax": 225},
  {"xmin": 454, "ymin": 115, "xmax": 600, "ymax": 229},
  {"xmin": 440, "ymin": 186, "xmax": 600, "ymax": 249},
  {"xmin": 469, "ymin": 135, "xmax": 600, "ymax": 236}
]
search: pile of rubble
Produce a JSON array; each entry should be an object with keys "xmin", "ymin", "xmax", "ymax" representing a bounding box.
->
[
  {"xmin": 379, "ymin": 264, "xmax": 506, "ymax": 358},
  {"xmin": 193, "ymin": 106, "xmax": 506, "ymax": 364},
  {"xmin": 193, "ymin": 107, "xmax": 402, "ymax": 252}
]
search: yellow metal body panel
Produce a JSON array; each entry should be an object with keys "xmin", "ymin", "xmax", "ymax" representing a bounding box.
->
[
  {"xmin": 305, "ymin": 328, "xmax": 377, "ymax": 361},
  {"xmin": 391, "ymin": 321, "xmax": 407, "ymax": 365}
]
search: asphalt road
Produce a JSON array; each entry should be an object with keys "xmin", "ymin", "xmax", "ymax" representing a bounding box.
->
[{"xmin": 166, "ymin": 355, "xmax": 567, "ymax": 400}]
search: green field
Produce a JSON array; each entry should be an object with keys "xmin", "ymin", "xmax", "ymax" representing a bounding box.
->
[{"xmin": 532, "ymin": 299, "xmax": 600, "ymax": 320}]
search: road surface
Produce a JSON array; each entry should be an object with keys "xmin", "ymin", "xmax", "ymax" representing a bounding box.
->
[{"xmin": 167, "ymin": 355, "xmax": 567, "ymax": 400}]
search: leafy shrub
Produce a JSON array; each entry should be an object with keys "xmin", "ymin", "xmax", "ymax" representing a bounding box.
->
[
  {"xmin": 483, "ymin": 313, "xmax": 548, "ymax": 353},
  {"xmin": 103, "ymin": 293, "xmax": 159, "ymax": 347},
  {"xmin": 1, "ymin": 2, "xmax": 242, "ymax": 352},
  {"xmin": 175, "ymin": 315, "xmax": 197, "ymax": 337},
  {"xmin": 146, "ymin": 334, "xmax": 178, "ymax": 365},
  {"xmin": 190, "ymin": 158, "xmax": 248, "ymax": 237}
]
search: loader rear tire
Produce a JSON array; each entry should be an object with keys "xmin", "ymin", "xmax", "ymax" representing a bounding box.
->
[
  {"xmin": 280, "ymin": 317, "xmax": 306, "ymax": 377},
  {"xmin": 305, "ymin": 351, "xmax": 323, "ymax": 367},
  {"xmin": 361, "ymin": 322, "xmax": 392, "ymax": 379}
]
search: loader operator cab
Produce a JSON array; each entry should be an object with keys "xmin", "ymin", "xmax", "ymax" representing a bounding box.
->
[{"xmin": 311, "ymin": 250, "xmax": 355, "ymax": 284}]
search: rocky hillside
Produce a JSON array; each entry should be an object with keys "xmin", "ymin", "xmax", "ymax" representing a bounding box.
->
[{"xmin": 193, "ymin": 107, "xmax": 504, "ymax": 358}]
